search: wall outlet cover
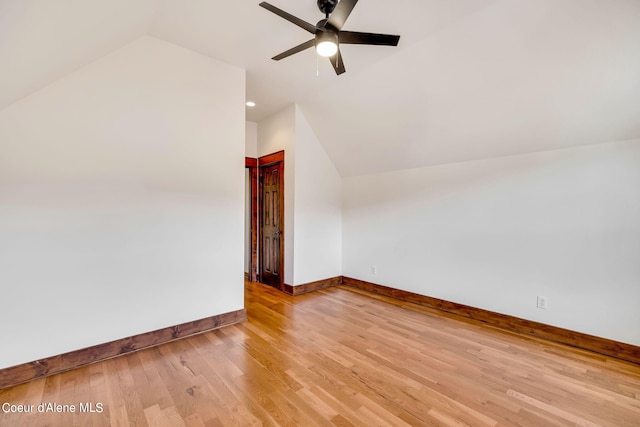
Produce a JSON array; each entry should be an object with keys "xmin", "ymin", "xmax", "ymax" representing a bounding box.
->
[{"xmin": 537, "ymin": 296, "xmax": 548, "ymax": 309}]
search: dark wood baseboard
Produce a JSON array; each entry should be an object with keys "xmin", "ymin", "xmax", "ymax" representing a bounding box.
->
[
  {"xmin": 0, "ymin": 309, "xmax": 247, "ymax": 389},
  {"xmin": 341, "ymin": 276, "xmax": 640, "ymax": 365},
  {"xmin": 282, "ymin": 276, "xmax": 343, "ymax": 296}
]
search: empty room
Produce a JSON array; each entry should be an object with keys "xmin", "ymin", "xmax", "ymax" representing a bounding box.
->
[{"xmin": 1, "ymin": 0, "xmax": 639, "ymax": 426}]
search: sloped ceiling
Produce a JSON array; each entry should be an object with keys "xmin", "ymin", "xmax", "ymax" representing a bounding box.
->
[
  {"xmin": 2, "ymin": 0, "xmax": 639, "ymax": 176},
  {"xmin": 0, "ymin": 0, "xmax": 158, "ymax": 110}
]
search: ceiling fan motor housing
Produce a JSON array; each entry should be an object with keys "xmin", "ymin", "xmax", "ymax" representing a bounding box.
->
[{"xmin": 317, "ymin": 0, "xmax": 339, "ymax": 15}]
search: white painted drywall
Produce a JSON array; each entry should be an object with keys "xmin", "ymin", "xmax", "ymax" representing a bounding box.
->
[
  {"xmin": 0, "ymin": 36, "xmax": 246, "ymax": 369},
  {"xmin": 245, "ymin": 121, "xmax": 258, "ymax": 158},
  {"xmin": 257, "ymin": 105, "xmax": 295, "ymax": 284},
  {"xmin": 343, "ymin": 139, "xmax": 640, "ymax": 345},
  {"xmin": 292, "ymin": 106, "xmax": 341, "ymax": 285},
  {"xmin": 256, "ymin": 105, "xmax": 342, "ymax": 286}
]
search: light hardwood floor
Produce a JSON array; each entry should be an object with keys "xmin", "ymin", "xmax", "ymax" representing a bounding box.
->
[{"xmin": 1, "ymin": 281, "xmax": 639, "ymax": 426}]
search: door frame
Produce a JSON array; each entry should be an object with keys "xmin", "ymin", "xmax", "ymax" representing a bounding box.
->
[
  {"xmin": 245, "ymin": 157, "xmax": 258, "ymax": 282},
  {"xmin": 245, "ymin": 150, "xmax": 285, "ymax": 289}
]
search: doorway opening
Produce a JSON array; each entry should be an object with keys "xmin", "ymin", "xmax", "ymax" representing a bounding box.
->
[{"xmin": 245, "ymin": 151, "xmax": 285, "ymax": 290}]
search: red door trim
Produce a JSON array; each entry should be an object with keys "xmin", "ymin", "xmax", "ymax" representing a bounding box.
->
[
  {"xmin": 259, "ymin": 150, "xmax": 284, "ymax": 166},
  {"xmin": 245, "ymin": 157, "xmax": 258, "ymax": 282}
]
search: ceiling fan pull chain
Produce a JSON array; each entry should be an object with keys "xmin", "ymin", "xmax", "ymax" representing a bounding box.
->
[{"xmin": 317, "ymin": 52, "xmax": 320, "ymax": 77}]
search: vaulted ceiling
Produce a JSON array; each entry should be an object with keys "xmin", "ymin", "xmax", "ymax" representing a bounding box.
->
[{"xmin": 2, "ymin": 0, "xmax": 639, "ymax": 176}]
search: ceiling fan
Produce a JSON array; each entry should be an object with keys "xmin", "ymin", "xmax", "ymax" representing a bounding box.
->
[{"xmin": 259, "ymin": 0, "xmax": 400, "ymax": 75}]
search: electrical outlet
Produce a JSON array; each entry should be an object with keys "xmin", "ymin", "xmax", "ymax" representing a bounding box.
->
[
  {"xmin": 537, "ymin": 296, "xmax": 548, "ymax": 309},
  {"xmin": 371, "ymin": 266, "xmax": 377, "ymax": 275}
]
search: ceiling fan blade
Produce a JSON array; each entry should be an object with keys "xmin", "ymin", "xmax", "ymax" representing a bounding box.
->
[
  {"xmin": 272, "ymin": 39, "xmax": 315, "ymax": 60},
  {"xmin": 327, "ymin": 0, "xmax": 358, "ymax": 30},
  {"xmin": 339, "ymin": 31, "xmax": 400, "ymax": 46},
  {"xmin": 328, "ymin": 48, "xmax": 346, "ymax": 75},
  {"xmin": 259, "ymin": 2, "xmax": 316, "ymax": 34}
]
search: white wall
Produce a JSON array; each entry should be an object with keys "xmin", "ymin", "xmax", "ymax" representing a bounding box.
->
[
  {"xmin": 257, "ymin": 105, "xmax": 295, "ymax": 284},
  {"xmin": 343, "ymin": 140, "xmax": 640, "ymax": 346},
  {"xmin": 292, "ymin": 106, "xmax": 341, "ymax": 285},
  {"xmin": 256, "ymin": 105, "xmax": 342, "ymax": 286},
  {"xmin": 0, "ymin": 36, "xmax": 246, "ymax": 369},
  {"xmin": 245, "ymin": 121, "xmax": 258, "ymax": 158}
]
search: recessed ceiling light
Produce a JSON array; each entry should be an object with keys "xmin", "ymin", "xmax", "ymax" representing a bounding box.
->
[{"xmin": 246, "ymin": 101, "xmax": 256, "ymax": 107}]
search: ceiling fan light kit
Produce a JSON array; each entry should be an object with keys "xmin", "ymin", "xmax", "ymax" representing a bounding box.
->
[
  {"xmin": 259, "ymin": 0, "xmax": 400, "ymax": 75},
  {"xmin": 315, "ymin": 29, "xmax": 339, "ymax": 57}
]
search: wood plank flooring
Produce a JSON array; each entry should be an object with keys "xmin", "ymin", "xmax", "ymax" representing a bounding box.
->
[{"xmin": 1, "ymin": 281, "xmax": 639, "ymax": 426}]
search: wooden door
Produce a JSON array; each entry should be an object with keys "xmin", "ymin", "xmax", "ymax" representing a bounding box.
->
[{"xmin": 260, "ymin": 158, "xmax": 284, "ymax": 289}]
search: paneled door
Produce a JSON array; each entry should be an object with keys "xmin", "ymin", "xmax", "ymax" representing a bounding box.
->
[{"xmin": 259, "ymin": 155, "xmax": 284, "ymax": 289}]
